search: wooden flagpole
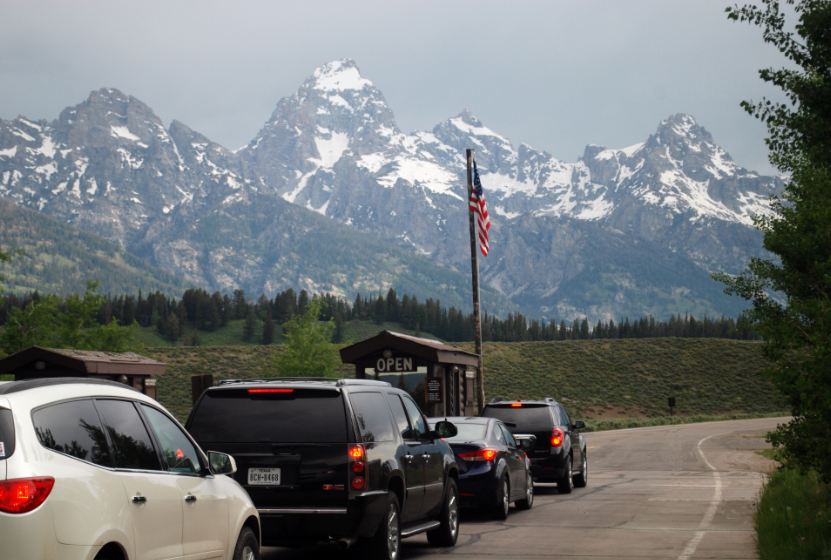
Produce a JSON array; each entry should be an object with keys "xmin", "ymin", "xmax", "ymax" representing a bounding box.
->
[{"xmin": 466, "ymin": 148, "xmax": 485, "ymax": 412}]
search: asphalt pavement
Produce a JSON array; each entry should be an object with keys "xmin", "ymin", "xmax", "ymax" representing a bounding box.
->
[{"xmin": 263, "ymin": 417, "xmax": 785, "ymax": 560}]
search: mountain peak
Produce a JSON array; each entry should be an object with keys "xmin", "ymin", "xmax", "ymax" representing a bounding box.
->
[
  {"xmin": 309, "ymin": 59, "xmax": 372, "ymax": 92},
  {"xmin": 88, "ymin": 87, "xmax": 130, "ymax": 102},
  {"xmin": 655, "ymin": 113, "xmax": 711, "ymax": 141}
]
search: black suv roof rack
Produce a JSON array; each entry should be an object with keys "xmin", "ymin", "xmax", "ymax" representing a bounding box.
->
[
  {"xmin": 215, "ymin": 378, "xmax": 391, "ymax": 388},
  {"xmin": 335, "ymin": 379, "xmax": 391, "ymax": 387}
]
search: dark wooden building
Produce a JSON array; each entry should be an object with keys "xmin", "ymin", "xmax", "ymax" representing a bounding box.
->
[
  {"xmin": 0, "ymin": 346, "xmax": 165, "ymax": 398},
  {"xmin": 340, "ymin": 330, "xmax": 480, "ymax": 416}
]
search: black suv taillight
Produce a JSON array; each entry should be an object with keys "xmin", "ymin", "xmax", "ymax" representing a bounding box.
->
[
  {"xmin": 550, "ymin": 428, "xmax": 564, "ymax": 448},
  {"xmin": 349, "ymin": 444, "xmax": 367, "ymax": 490}
]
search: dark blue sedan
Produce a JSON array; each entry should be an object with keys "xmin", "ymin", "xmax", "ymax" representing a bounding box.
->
[{"xmin": 429, "ymin": 416, "xmax": 534, "ymax": 519}]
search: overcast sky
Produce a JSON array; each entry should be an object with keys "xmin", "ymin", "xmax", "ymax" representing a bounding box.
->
[{"xmin": 1, "ymin": 0, "xmax": 785, "ymax": 174}]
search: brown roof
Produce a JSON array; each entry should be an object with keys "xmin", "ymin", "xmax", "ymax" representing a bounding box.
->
[
  {"xmin": 340, "ymin": 330, "xmax": 479, "ymax": 367},
  {"xmin": 0, "ymin": 346, "xmax": 165, "ymax": 376}
]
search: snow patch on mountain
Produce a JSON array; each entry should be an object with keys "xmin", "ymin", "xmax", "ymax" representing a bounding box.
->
[{"xmin": 312, "ymin": 59, "xmax": 372, "ymax": 92}]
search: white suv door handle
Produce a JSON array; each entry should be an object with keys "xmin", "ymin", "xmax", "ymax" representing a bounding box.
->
[
  {"xmin": 131, "ymin": 495, "xmax": 147, "ymax": 504},
  {"xmin": 184, "ymin": 494, "xmax": 197, "ymax": 503}
]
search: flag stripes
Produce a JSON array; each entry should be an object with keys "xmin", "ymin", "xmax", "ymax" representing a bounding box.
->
[{"xmin": 470, "ymin": 160, "xmax": 491, "ymax": 256}]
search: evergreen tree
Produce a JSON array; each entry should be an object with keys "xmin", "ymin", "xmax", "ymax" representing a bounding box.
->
[
  {"xmin": 719, "ymin": 0, "xmax": 831, "ymax": 481},
  {"xmin": 261, "ymin": 311, "xmax": 275, "ymax": 345},
  {"xmin": 242, "ymin": 308, "xmax": 257, "ymax": 342}
]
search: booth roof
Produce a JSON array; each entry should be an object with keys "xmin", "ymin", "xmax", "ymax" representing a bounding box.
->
[{"xmin": 339, "ymin": 330, "xmax": 479, "ymax": 367}]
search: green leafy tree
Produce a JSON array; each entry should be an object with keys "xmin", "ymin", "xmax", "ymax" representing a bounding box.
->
[
  {"xmin": 0, "ymin": 282, "xmax": 137, "ymax": 354},
  {"xmin": 275, "ymin": 297, "xmax": 339, "ymax": 377},
  {"xmin": 718, "ymin": 0, "xmax": 831, "ymax": 481}
]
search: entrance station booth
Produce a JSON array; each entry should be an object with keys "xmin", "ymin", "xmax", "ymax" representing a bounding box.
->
[
  {"xmin": 339, "ymin": 330, "xmax": 480, "ymax": 417},
  {"xmin": 0, "ymin": 346, "xmax": 165, "ymax": 398}
]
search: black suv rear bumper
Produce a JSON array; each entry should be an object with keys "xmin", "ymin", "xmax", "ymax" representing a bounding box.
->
[
  {"xmin": 258, "ymin": 491, "xmax": 390, "ymax": 546},
  {"xmin": 529, "ymin": 449, "xmax": 569, "ymax": 482}
]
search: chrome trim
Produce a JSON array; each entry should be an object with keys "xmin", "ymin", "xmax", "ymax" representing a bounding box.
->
[
  {"xmin": 400, "ymin": 520, "xmax": 440, "ymax": 538},
  {"xmin": 258, "ymin": 507, "xmax": 347, "ymax": 515}
]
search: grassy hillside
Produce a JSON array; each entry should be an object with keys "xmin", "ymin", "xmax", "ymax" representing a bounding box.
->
[
  {"xmin": 144, "ymin": 337, "xmax": 786, "ymax": 423},
  {"xmin": 134, "ymin": 319, "xmax": 427, "ymax": 348}
]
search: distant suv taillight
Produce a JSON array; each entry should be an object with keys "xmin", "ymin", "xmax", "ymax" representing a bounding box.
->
[
  {"xmin": 550, "ymin": 428, "xmax": 564, "ymax": 448},
  {"xmin": 0, "ymin": 477, "xmax": 55, "ymax": 514},
  {"xmin": 349, "ymin": 444, "xmax": 367, "ymax": 491}
]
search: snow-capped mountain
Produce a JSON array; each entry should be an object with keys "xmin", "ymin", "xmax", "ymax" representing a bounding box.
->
[{"xmin": 0, "ymin": 59, "xmax": 780, "ymax": 320}]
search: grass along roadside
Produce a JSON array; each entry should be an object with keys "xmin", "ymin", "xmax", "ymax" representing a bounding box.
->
[
  {"xmin": 584, "ymin": 411, "xmax": 788, "ymax": 432},
  {"xmin": 756, "ymin": 468, "xmax": 831, "ymax": 560},
  {"xmin": 141, "ymin": 337, "xmax": 786, "ymax": 423}
]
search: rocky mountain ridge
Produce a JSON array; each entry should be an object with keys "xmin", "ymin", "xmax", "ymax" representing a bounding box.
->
[{"xmin": 0, "ymin": 59, "xmax": 780, "ymax": 320}]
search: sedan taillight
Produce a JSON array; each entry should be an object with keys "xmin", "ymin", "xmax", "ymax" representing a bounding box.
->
[
  {"xmin": 0, "ymin": 477, "xmax": 55, "ymax": 514},
  {"xmin": 457, "ymin": 448, "xmax": 498, "ymax": 462}
]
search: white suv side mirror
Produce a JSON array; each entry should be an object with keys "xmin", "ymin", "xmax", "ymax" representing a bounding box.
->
[{"xmin": 207, "ymin": 451, "xmax": 237, "ymax": 475}]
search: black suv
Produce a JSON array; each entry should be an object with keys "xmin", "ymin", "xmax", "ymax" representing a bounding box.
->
[
  {"xmin": 481, "ymin": 398, "xmax": 587, "ymax": 493},
  {"xmin": 186, "ymin": 378, "xmax": 460, "ymax": 560}
]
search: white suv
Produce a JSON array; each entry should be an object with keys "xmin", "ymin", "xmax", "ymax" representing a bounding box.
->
[{"xmin": 0, "ymin": 377, "xmax": 260, "ymax": 560}]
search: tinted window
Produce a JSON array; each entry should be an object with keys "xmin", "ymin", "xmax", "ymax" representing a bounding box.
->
[
  {"xmin": 401, "ymin": 396, "xmax": 428, "ymax": 438},
  {"xmin": 32, "ymin": 399, "xmax": 111, "ymax": 466},
  {"xmin": 493, "ymin": 423, "xmax": 506, "ymax": 445},
  {"xmin": 558, "ymin": 405, "xmax": 570, "ymax": 427},
  {"xmin": 188, "ymin": 388, "xmax": 347, "ymax": 443},
  {"xmin": 95, "ymin": 400, "xmax": 160, "ymax": 471},
  {"xmin": 0, "ymin": 408, "xmax": 14, "ymax": 460},
  {"xmin": 482, "ymin": 405, "xmax": 554, "ymax": 432},
  {"xmin": 350, "ymin": 392, "xmax": 395, "ymax": 443},
  {"xmin": 499, "ymin": 424, "xmax": 517, "ymax": 448},
  {"xmin": 141, "ymin": 405, "xmax": 202, "ymax": 474},
  {"xmin": 439, "ymin": 422, "xmax": 486, "ymax": 443},
  {"xmin": 386, "ymin": 394, "xmax": 411, "ymax": 440}
]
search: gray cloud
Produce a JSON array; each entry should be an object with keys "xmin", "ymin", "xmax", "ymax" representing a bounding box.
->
[{"xmin": 1, "ymin": 0, "xmax": 784, "ymax": 173}]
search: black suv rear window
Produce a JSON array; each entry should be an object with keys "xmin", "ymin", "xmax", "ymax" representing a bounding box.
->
[
  {"xmin": 188, "ymin": 388, "xmax": 348, "ymax": 443},
  {"xmin": 482, "ymin": 404, "xmax": 554, "ymax": 432},
  {"xmin": 0, "ymin": 408, "xmax": 14, "ymax": 460}
]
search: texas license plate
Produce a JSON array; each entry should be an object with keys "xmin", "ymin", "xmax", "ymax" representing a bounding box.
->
[{"xmin": 248, "ymin": 467, "xmax": 281, "ymax": 486}]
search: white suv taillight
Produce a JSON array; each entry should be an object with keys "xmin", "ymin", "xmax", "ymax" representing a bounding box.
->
[{"xmin": 0, "ymin": 477, "xmax": 55, "ymax": 514}]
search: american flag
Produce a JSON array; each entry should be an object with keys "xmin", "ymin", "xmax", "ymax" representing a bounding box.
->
[{"xmin": 469, "ymin": 160, "xmax": 491, "ymax": 256}]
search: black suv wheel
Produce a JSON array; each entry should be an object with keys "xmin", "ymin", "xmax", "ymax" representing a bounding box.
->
[
  {"xmin": 427, "ymin": 478, "xmax": 460, "ymax": 547},
  {"xmin": 574, "ymin": 449, "xmax": 588, "ymax": 488},
  {"xmin": 364, "ymin": 494, "xmax": 400, "ymax": 560}
]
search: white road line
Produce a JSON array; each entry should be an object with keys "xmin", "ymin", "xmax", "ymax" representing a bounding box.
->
[{"xmin": 677, "ymin": 433, "xmax": 723, "ymax": 560}]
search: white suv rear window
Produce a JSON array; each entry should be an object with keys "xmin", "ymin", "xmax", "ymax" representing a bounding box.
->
[{"xmin": 0, "ymin": 408, "xmax": 14, "ymax": 459}]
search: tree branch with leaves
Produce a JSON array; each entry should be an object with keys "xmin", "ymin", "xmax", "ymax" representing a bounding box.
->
[{"xmin": 720, "ymin": 0, "xmax": 831, "ymax": 481}]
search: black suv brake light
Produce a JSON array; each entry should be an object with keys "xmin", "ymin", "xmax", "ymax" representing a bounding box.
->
[{"xmin": 349, "ymin": 444, "xmax": 367, "ymax": 490}]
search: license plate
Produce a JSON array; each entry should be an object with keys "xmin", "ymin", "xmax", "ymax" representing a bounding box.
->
[{"xmin": 248, "ymin": 467, "xmax": 281, "ymax": 486}]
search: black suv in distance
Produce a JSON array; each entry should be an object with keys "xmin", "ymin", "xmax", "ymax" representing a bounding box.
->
[
  {"xmin": 481, "ymin": 398, "xmax": 587, "ymax": 493},
  {"xmin": 186, "ymin": 378, "xmax": 460, "ymax": 560}
]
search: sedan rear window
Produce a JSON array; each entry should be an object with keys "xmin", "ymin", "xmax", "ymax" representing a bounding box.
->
[
  {"xmin": 0, "ymin": 408, "xmax": 14, "ymax": 460},
  {"xmin": 482, "ymin": 404, "xmax": 554, "ymax": 432},
  {"xmin": 440, "ymin": 422, "xmax": 487, "ymax": 443},
  {"xmin": 187, "ymin": 388, "xmax": 347, "ymax": 444}
]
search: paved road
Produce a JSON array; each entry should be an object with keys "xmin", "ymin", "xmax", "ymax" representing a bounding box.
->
[{"xmin": 262, "ymin": 417, "xmax": 784, "ymax": 560}]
